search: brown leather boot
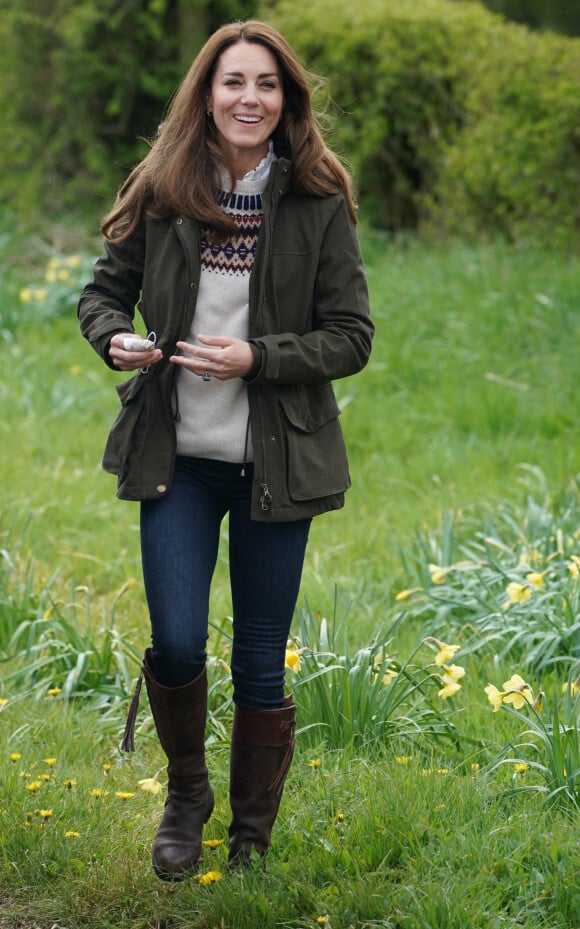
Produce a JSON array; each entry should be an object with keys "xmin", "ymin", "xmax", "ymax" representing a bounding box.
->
[
  {"xmin": 141, "ymin": 649, "xmax": 214, "ymax": 881},
  {"xmin": 228, "ymin": 696, "xmax": 296, "ymax": 867}
]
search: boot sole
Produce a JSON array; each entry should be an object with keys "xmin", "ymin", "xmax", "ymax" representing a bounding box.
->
[{"xmin": 152, "ymin": 788, "xmax": 215, "ymax": 883}]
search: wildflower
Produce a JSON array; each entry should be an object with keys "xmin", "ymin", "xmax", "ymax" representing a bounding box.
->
[
  {"xmin": 47, "ymin": 257, "xmax": 62, "ymax": 270},
  {"xmin": 115, "ymin": 791, "xmax": 135, "ymax": 800},
  {"xmin": 198, "ymin": 869, "xmax": 222, "ymax": 885},
  {"xmin": 314, "ymin": 919, "xmax": 329, "ymax": 926},
  {"xmin": 562, "ymin": 678, "xmax": 580, "ymax": 697},
  {"xmin": 502, "ymin": 582, "xmax": 532, "ymax": 610},
  {"xmin": 69, "ymin": 364, "xmax": 82, "ymax": 376},
  {"xmin": 10, "ymin": 753, "xmax": 21, "ymax": 763},
  {"xmin": 438, "ymin": 680, "xmax": 461, "ymax": 699},
  {"xmin": 336, "ymin": 810, "xmax": 344, "ymax": 822},
  {"xmin": 44, "ymin": 757, "xmax": 57, "ymax": 767},
  {"xmin": 34, "ymin": 288, "xmax": 48, "ymax": 301},
  {"xmin": 309, "ymin": 758, "xmax": 322, "ymax": 769},
  {"xmin": 567, "ymin": 557, "xmax": 580, "ymax": 579},
  {"xmin": 102, "ymin": 763, "xmax": 112, "ymax": 775},
  {"xmin": 138, "ymin": 777, "xmax": 163, "ymax": 796},
  {"xmin": 65, "ymin": 831, "xmax": 80, "ymax": 838},
  {"xmin": 63, "ymin": 779, "xmax": 76, "ymax": 789},
  {"xmin": 65, "ymin": 255, "xmax": 82, "ymax": 268},
  {"xmin": 437, "ymin": 768, "xmax": 450, "ymax": 775},
  {"xmin": 526, "ymin": 571, "xmax": 545, "ymax": 590},
  {"xmin": 38, "ymin": 774, "xmax": 51, "ymax": 782},
  {"xmin": 429, "ymin": 564, "xmax": 447, "ymax": 585},
  {"xmin": 514, "ymin": 763, "xmax": 529, "ymax": 773},
  {"xmin": 433, "ymin": 641, "xmax": 460, "ymax": 667},
  {"xmin": 502, "ymin": 674, "xmax": 533, "ymax": 710},
  {"xmin": 57, "ymin": 268, "xmax": 71, "ymax": 282},
  {"xmin": 0, "ymin": 698, "xmax": 8, "ymax": 709},
  {"xmin": 484, "ymin": 683, "xmax": 504, "ymax": 712},
  {"xmin": 46, "ymin": 688, "xmax": 61, "ymax": 697},
  {"xmin": 20, "ymin": 288, "xmax": 32, "ymax": 302},
  {"xmin": 90, "ymin": 789, "xmax": 103, "ymax": 798},
  {"xmin": 202, "ymin": 838, "xmax": 224, "ymax": 849},
  {"xmin": 441, "ymin": 664, "xmax": 465, "ymax": 683},
  {"xmin": 26, "ymin": 781, "xmax": 43, "ymax": 793},
  {"xmin": 434, "ymin": 803, "xmax": 446, "ymax": 812},
  {"xmin": 285, "ymin": 648, "xmax": 301, "ymax": 672},
  {"xmin": 382, "ymin": 668, "xmax": 398, "ymax": 686},
  {"xmin": 395, "ymin": 755, "xmax": 411, "ymax": 765},
  {"xmin": 45, "ymin": 268, "xmax": 58, "ymax": 283},
  {"xmin": 471, "ymin": 763, "xmax": 480, "ymax": 773},
  {"xmin": 38, "ymin": 809, "xmax": 53, "ymax": 820},
  {"xmin": 532, "ymin": 692, "xmax": 544, "ymax": 713},
  {"xmin": 395, "ymin": 587, "xmax": 422, "ymax": 602},
  {"xmin": 421, "ymin": 768, "xmax": 433, "ymax": 777}
]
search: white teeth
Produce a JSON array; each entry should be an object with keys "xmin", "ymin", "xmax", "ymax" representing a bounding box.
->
[{"xmin": 234, "ymin": 115, "xmax": 262, "ymax": 123}]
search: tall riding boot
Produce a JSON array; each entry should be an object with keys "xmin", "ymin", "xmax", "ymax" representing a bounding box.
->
[
  {"xmin": 140, "ymin": 649, "xmax": 214, "ymax": 881},
  {"xmin": 228, "ymin": 696, "xmax": 296, "ymax": 867}
]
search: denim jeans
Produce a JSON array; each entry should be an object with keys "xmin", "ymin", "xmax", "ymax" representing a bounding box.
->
[{"xmin": 140, "ymin": 456, "xmax": 311, "ymax": 708}]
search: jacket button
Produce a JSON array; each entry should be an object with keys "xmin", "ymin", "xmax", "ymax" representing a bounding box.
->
[
  {"xmin": 156, "ymin": 484, "xmax": 167, "ymax": 494},
  {"xmin": 190, "ymin": 282, "xmax": 196, "ymax": 289},
  {"xmin": 176, "ymin": 218, "xmax": 183, "ymax": 225}
]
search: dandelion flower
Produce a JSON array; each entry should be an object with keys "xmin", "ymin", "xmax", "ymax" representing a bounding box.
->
[
  {"xmin": 503, "ymin": 582, "xmax": 532, "ymax": 609},
  {"xmin": 26, "ymin": 781, "xmax": 43, "ymax": 793},
  {"xmin": 433, "ymin": 642, "xmax": 460, "ymax": 667},
  {"xmin": 0, "ymin": 698, "xmax": 9, "ymax": 709},
  {"xmin": 309, "ymin": 758, "xmax": 322, "ymax": 769},
  {"xmin": 65, "ymin": 831, "xmax": 80, "ymax": 838},
  {"xmin": 314, "ymin": 919, "xmax": 329, "ymax": 926},
  {"xmin": 484, "ymin": 683, "xmax": 504, "ymax": 712},
  {"xmin": 336, "ymin": 810, "xmax": 344, "ymax": 822},
  {"xmin": 38, "ymin": 809, "xmax": 53, "ymax": 820},
  {"xmin": 198, "ymin": 869, "xmax": 222, "ymax": 885},
  {"xmin": 63, "ymin": 779, "xmax": 77, "ymax": 789},
  {"xmin": 44, "ymin": 757, "xmax": 57, "ymax": 767},
  {"xmin": 10, "ymin": 753, "xmax": 21, "ymax": 763},
  {"xmin": 38, "ymin": 774, "xmax": 51, "ymax": 782},
  {"xmin": 395, "ymin": 755, "xmax": 412, "ymax": 765},
  {"xmin": 514, "ymin": 763, "xmax": 529, "ymax": 773},
  {"xmin": 115, "ymin": 791, "xmax": 135, "ymax": 801},
  {"xmin": 46, "ymin": 688, "xmax": 61, "ymax": 697},
  {"xmin": 202, "ymin": 838, "xmax": 224, "ymax": 849},
  {"xmin": 102, "ymin": 763, "xmax": 112, "ymax": 775},
  {"xmin": 471, "ymin": 763, "xmax": 480, "ymax": 773},
  {"xmin": 138, "ymin": 777, "xmax": 163, "ymax": 796},
  {"xmin": 502, "ymin": 674, "xmax": 533, "ymax": 709},
  {"xmin": 90, "ymin": 789, "xmax": 104, "ymax": 798},
  {"xmin": 285, "ymin": 648, "xmax": 301, "ymax": 672}
]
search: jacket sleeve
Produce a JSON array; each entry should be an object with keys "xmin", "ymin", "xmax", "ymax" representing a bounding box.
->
[
  {"xmin": 77, "ymin": 223, "xmax": 146, "ymax": 368},
  {"xmin": 247, "ymin": 196, "xmax": 374, "ymax": 385}
]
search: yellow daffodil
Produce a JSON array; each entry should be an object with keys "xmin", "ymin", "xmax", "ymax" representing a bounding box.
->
[
  {"xmin": 433, "ymin": 641, "xmax": 460, "ymax": 667},
  {"xmin": 441, "ymin": 664, "xmax": 465, "ymax": 683},
  {"xmin": 57, "ymin": 268, "xmax": 71, "ymax": 282},
  {"xmin": 484, "ymin": 683, "xmax": 504, "ymax": 712},
  {"xmin": 438, "ymin": 680, "xmax": 462, "ymax": 699},
  {"xmin": 502, "ymin": 582, "xmax": 532, "ymax": 610},
  {"xmin": 395, "ymin": 587, "xmax": 422, "ymax": 602},
  {"xmin": 19, "ymin": 288, "xmax": 32, "ymax": 303},
  {"xmin": 429, "ymin": 565, "xmax": 447, "ymax": 585},
  {"xmin": 285, "ymin": 648, "xmax": 301, "ymax": 672},
  {"xmin": 65, "ymin": 255, "xmax": 82, "ymax": 268},
  {"xmin": 382, "ymin": 668, "xmax": 398, "ymax": 686},
  {"xmin": 138, "ymin": 777, "xmax": 163, "ymax": 796},
  {"xmin": 45, "ymin": 269, "xmax": 58, "ymax": 283},
  {"xmin": 502, "ymin": 674, "xmax": 533, "ymax": 709},
  {"xmin": 526, "ymin": 571, "xmax": 545, "ymax": 590},
  {"xmin": 10, "ymin": 753, "xmax": 21, "ymax": 762},
  {"xmin": 198, "ymin": 869, "xmax": 222, "ymax": 885},
  {"xmin": 567, "ymin": 558, "xmax": 580, "ymax": 579},
  {"xmin": 562, "ymin": 678, "xmax": 580, "ymax": 697},
  {"xmin": 532, "ymin": 691, "xmax": 544, "ymax": 712}
]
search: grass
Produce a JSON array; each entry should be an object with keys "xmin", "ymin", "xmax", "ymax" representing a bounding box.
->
[{"xmin": 1, "ymin": 224, "xmax": 580, "ymax": 927}]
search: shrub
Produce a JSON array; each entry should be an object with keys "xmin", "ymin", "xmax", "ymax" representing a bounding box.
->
[{"xmin": 263, "ymin": 0, "xmax": 580, "ymax": 244}]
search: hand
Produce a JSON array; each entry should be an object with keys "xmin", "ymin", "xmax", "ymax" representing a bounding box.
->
[
  {"xmin": 109, "ymin": 333, "xmax": 163, "ymax": 371},
  {"xmin": 170, "ymin": 335, "xmax": 253, "ymax": 380}
]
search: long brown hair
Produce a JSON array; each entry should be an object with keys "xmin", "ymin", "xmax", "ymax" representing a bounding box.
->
[{"xmin": 101, "ymin": 20, "xmax": 356, "ymax": 241}]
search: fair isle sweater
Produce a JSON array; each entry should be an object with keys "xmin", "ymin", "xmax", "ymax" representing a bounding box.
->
[{"xmin": 175, "ymin": 148, "xmax": 274, "ymax": 463}]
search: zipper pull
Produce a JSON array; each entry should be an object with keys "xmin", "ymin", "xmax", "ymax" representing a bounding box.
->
[{"xmin": 260, "ymin": 483, "xmax": 272, "ymax": 511}]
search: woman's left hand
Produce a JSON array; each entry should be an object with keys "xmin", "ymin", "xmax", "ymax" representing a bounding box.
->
[{"xmin": 170, "ymin": 335, "xmax": 254, "ymax": 380}]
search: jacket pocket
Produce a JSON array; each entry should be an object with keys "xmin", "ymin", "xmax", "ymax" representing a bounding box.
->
[
  {"xmin": 102, "ymin": 374, "xmax": 148, "ymax": 479},
  {"xmin": 278, "ymin": 384, "xmax": 351, "ymax": 501}
]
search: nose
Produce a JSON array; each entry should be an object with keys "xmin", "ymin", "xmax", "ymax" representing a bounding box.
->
[{"xmin": 240, "ymin": 84, "xmax": 259, "ymax": 105}]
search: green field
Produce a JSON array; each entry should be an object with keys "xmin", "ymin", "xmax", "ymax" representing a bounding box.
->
[{"xmin": 1, "ymin": 229, "xmax": 579, "ymax": 928}]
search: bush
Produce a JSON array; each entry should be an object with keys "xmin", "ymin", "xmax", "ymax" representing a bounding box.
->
[{"xmin": 263, "ymin": 0, "xmax": 580, "ymax": 244}]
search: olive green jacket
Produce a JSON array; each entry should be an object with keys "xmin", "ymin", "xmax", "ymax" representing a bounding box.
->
[{"xmin": 78, "ymin": 159, "xmax": 374, "ymax": 522}]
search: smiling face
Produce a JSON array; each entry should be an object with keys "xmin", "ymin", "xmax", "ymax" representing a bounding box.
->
[{"xmin": 208, "ymin": 41, "xmax": 284, "ymax": 178}]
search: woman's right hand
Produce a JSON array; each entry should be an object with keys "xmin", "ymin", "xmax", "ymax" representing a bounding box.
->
[{"xmin": 108, "ymin": 333, "xmax": 163, "ymax": 371}]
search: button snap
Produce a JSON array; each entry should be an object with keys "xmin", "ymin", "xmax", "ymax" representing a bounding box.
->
[{"xmin": 156, "ymin": 484, "xmax": 167, "ymax": 494}]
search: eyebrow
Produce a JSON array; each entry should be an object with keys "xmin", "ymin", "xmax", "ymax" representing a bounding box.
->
[{"xmin": 222, "ymin": 70, "xmax": 280, "ymax": 79}]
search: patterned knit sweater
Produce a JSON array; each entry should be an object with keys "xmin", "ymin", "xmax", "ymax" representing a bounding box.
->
[{"xmin": 175, "ymin": 149, "xmax": 274, "ymax": 463}]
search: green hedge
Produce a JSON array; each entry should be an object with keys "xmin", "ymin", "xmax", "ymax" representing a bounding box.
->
[{"xmin": 263, "ymin": 0, "xmax": 580, "ymax": 244}]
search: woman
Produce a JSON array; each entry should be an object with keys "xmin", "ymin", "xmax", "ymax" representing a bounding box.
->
[{"xmin": 78, "ymin": 19, "xmax": 373, "ymax": 880}]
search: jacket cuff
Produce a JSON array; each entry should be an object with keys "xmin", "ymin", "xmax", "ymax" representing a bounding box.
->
[{"xmin": 242, "ymin": 342, "xmax": 265, "ymax": 381}]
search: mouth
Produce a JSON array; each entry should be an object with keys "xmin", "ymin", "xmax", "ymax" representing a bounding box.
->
[{"xmin": 233, "ymin": 114, "xmax": 263, "ymax": 124}]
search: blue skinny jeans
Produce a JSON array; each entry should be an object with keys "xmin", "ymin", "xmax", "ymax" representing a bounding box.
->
[{"xmin": 140, "ymin": 457, "xmax": 311, "ymax": 709}]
